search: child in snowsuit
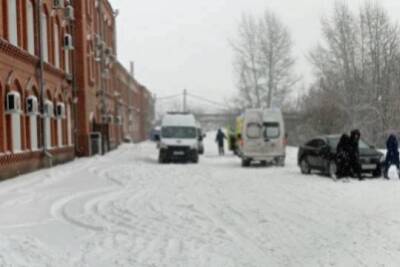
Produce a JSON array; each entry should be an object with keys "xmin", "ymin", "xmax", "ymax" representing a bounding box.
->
[
  {"xmin": 384, "ymin": 134, "xmax": 400, "ymax": 179},
  {"xmin": 336, "ymin": 134, "xmax": 351, "ymax": 179},
  {"xmin": 349, "ymin": 129, "xmax": 362, "ymax": 180}
]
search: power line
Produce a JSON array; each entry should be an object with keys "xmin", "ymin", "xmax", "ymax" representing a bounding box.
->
[
  {"xmin": 156, "ymin": 91, "xmax": 232, "ymax": 111},
  {"xmin": 156, "ymin": 94, "xmax": 182, "ymax": 101},
  {"xmin": 187, "ymin": 93, "xmax": 230, "ymax": 109}
]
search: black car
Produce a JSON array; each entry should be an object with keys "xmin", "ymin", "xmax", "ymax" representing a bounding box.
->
[{"xmin": 298, "ymin": 135, "xmax": 383, "ymax": 178}]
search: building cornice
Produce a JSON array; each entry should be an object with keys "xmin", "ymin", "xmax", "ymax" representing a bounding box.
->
[{"xmin": 0, "ymin": 38, "xmax": 71, "ymax": 82}]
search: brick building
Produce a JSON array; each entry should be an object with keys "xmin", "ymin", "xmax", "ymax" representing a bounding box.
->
[
  {"xmin": 0, "ymin": 0, "xmax": 75, "ymax": 179},
  {"xmin": 0, "ymin": 0, "xmax": 154, "ymax": 179},
  {"xmin": 74, "ymin": 0, "xmax": 153, "ymax": 156}
]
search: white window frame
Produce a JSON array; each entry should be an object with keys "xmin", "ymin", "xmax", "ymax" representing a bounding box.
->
[
  {"xmin": 7, "ymin": 0, "xmax": 18, "ymax": 46},
  {"xmin": 41, "ymin": 11, "xmax": 49, "ymax": 62},
  {"xmin": 54, "ymin": 23, "xmax": 60, "ymax": 68},
  {"xmin": 26, "ymin": 0, "xmax": 35, "ymax": 54},
  {"xmin": 64, "ymin": 47, "xmax": 70, "ymax": 73}
]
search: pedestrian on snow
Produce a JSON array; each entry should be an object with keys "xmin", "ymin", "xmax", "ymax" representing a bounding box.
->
[
  {"xmin": 336, "ymin": 134, "xmax": 351, "ymax": 179},
  {"xmin": 216, "ymin": 129, "xmax": 227, "ymax": 156},
  {"xmin": 384, "ymin": 134, "xmax": 400, "ymax": 179},
  {"xmin": 349, "ymin": 129, "xmax": 363, "ymax": 180},
  {"xmin": 228, "ymin": 127, "xmax": 237, "ymax": 153}
]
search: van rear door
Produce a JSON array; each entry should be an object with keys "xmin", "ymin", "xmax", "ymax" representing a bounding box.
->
[
  {"xmin": 262, "ymin": 122, "xmax": 282, "ymax": 153},
  {"xmin": 244, "ymin": 122, "xmax": 264, "ymax": 153}
]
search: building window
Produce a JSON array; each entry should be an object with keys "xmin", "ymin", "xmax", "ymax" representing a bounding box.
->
[
  {"xmin": 54, "ymin": 23, "xmax": 60, "ymax": 68},
  {"xmin": 67, "ymin": 103, "xmax": 72, "ymax": 145},
  {"xmin": 26, "ymin": 0, "xmax": 35, "ymax": 54},
  {"xmin": 27, "ymin": 96, "xmax": 39, "ymax": 150},
  {"xmin": 7, "ymin": 0, "xmax": 18, "ymax": 46},
  {"xmin": 65, "ymin": 49, "xmax": 70, "ymax": 73},
  {"xmin": 6, "ymin": 91, "xmax": 22, "ymax": 152},
  {"xmin": 41, "ymin": 11, "xmax": 49, "ymax": 62}
]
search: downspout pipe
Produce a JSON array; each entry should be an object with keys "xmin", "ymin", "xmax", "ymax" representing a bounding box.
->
[{"xmin": 36, "ymin": 0, "xmax": 53, "ymax": 167}]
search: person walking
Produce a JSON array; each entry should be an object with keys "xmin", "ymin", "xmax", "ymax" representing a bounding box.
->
[
  {"xmin": 228, "ymin": 127, "xmax": 237, "ymax": 153},
  {"xmin": 336, "ymin": 134, "xmax": 351, "ymax": 179},
  {"xmin": 384, "ymin": 134, "xmax": 400, "ymax": 179},
  {"xmin": 216, "ymin": 129, "xmax": 226, "ymax": 156},
  {"xmin": 349, "ymin": 129, "xmax": 363, "ymax": 180}
]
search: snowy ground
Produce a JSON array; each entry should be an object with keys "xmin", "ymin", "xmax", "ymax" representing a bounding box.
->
[{"xmin": 1, "ymin": 135, "xmax": 400, "ymax": 266}]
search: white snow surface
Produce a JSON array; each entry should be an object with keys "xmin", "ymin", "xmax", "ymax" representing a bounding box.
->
[
  {"xmin": 1, "ymin": 134, "xmax": 400, "ymax": 266},
  {"xmin": 388, "ymin": 165, "xmax": 399, "ymax": 180}
]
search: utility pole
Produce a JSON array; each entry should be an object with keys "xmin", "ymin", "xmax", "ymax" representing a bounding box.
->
[{"xmin": 183, "ymin": 89, "xmax": 187, "ymax": 113}]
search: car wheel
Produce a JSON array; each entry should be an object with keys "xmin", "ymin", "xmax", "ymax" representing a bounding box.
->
[
  {"xmin": 372, "ymin": 167, "xmax": 382, "ymax": 178},
  {"xmin": 242, "ymin": 158, "xmax": 251, "ymax": 167},
  {"xmin": 328, "ymin": 160, "xmax": 337, "ymax": 180},
  {"xmin": 276, "ymin": 157, "xmax": 285, "ymax": 167},
  {"xmin": 192, "ymin": 151, "xmax": 199, "ymax": 163},
  {"xmin": 300, "ymin": 157, "xmax": 311, "ymax": 174},
  {"xmin": 158, "ymin": 153, "xmax": 165, "ymax": 164},
  {"xmin": 260, "ymin": 160, "xmax": 268, "ymax": 166}
]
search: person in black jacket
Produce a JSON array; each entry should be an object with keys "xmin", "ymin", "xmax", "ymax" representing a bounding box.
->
[
  {"xmin": 336, "ymin": 134, "xmax": 351, "ymax": 179},
  {"xmin": 216, "ymin": 129, "xmax": 226, "ymax": 155},
  {"xmin": 349, "ymin": 129, "xmax": 362, "ymax": 180},
  {"xmin": 384, "ymin": 134, "xmax": 400, "ymax": 179}
]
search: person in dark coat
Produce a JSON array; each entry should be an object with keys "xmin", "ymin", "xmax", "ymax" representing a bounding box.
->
[
  {"xmin": 349, "ymin": 129, "xmax": 362, "ymax": 180},
  {"xmin": 228, "ymin": 128, "xmax": 237, "ymax": 152},
  {"xmin": 336, "ymin": 134, "xmax": 351, "ymax": 179},
  {"xmin": 216, "ymin": 129, "xmax": 226, "ymax": 155},
  {"xmin": 384, "ymin": 134, "xmax": 400, "ymax": 179}
]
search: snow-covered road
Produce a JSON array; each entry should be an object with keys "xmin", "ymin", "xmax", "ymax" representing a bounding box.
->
[{"xmin": 1, "ymin": 136, "xmax": 400, "ymax": 266}]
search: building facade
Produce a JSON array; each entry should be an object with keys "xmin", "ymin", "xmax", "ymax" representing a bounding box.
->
[
  {"xmin": 0, "ymin": 0, "xmax": 75, "ymax": 179},
  {"xmin": 74, "ymin": 0, "xmax": 153, "ymax": 156},
  {"xmin": 0, "ymin": 0, "xmax": 154, "ymax": 179}
]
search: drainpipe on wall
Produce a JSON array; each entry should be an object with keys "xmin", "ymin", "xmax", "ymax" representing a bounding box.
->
[
  {"xmin": 69, "ymin": 0, "xmax": 79, "ymax": 156},
  {"xmin": 36, "ymin": 0, "xmax": 53, "ymax": 167}
]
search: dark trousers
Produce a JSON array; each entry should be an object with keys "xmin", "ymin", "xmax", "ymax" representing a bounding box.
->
[
  {"xmin": 384, "ymin": 158, "xmax": 399, "ymax": 177},
  {"xmin": 218, "ymin": 145, "xmax": 224, "ymax": 155},
  {"xmin": 350, "ymin": 159, "xmax": 362, "ymax": 179}
]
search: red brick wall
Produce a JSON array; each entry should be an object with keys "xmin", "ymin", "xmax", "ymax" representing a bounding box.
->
[
  {"xmin": 0, "ymin": 0, "xmax": 75, "ymax": 180},
  {"xmin": 74, "ymin": 0, "xmax": 120, "ymax": 156}
]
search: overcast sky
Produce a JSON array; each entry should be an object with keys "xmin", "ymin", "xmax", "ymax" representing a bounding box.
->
[{"xmin": 109, "ymin": 0, "xmax": 400, "ymax": 107}]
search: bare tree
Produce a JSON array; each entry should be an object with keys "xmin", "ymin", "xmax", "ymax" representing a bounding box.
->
[
  {"xmin": 232, "ymin": 10, "xmax": 297, "ymax": 109},
  {"xmin": 304, "ymin": 1, "xmax": 400, "ymax": 146}
]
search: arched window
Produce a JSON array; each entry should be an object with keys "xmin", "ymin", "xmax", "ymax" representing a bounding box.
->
[
  {"xmin": 6, "ymin": 90, "xmax": 22, "ymax": 152},
  {"xmin": 54, "ymin": 23, "xmax": 60, "ymax": 68},
  {"xmin": 7, "ymin": 0, "xmax": 18, "ymax": 46},
  {"xmin": 67, "ymin": 103, "xmax": 72, "ymax": 145},
  {"xmin": 41, "ymin": 9, "xmax": 49, "ymax": 62},
  {"xmin": 26, "ymin": 0, "xmax": 35, "ymax": 54},
  {"xmin": 55, "ymin": 100, "xmax": 65, "ymax": 147},
  {"xmin": 43, "ymin": 98, "xmax": 53, "ymax": 148},
  {"xmin": 26, "ymin": 94, "xmax": 39, "ymax": 150}
]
